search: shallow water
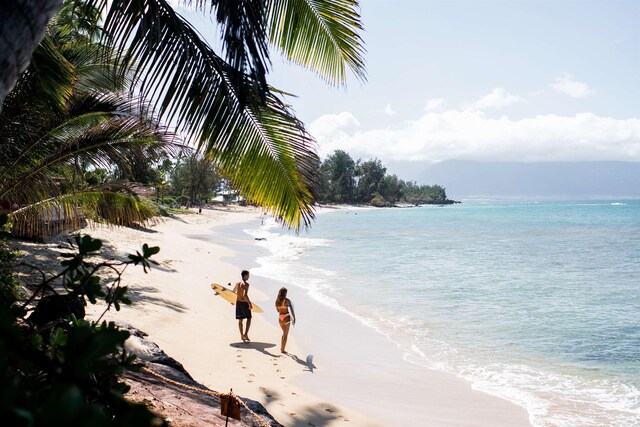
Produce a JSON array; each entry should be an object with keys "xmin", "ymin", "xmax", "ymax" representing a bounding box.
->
[{"xmin": 245, "ymin": 201, "xmax": 640, "ymax": 426}]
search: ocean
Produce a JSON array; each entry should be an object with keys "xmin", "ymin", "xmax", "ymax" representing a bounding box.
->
[{"xmin": 244, "ymin": 200, "xmax": 640, "ymax": 426}]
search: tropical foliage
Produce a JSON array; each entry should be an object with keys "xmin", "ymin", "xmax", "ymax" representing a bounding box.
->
[
  {"xmin": 0, "ymin": 0, "xmax": 180, "ymax": 240},
  {"xmin": 83, "ymin": 0, "xmax": 366, "ymax": 228},
  {"xmin": 0, "ymin": 235, "xmax": 164, "ymax": 426},
  {"xmin": 167, "ymin": 154, "xmax": 223, "ymax": 205},
  {"xmin": 318, "ymin": 150, "xmax": 449, "ymax": 205},
  {"xmin": 2, "ymin": 0, "xmax": 366, "ymax": 232}
]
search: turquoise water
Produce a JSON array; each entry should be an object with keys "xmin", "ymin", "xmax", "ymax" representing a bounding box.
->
[{"xmin": 247, "ymin": 201, "xmax": 640, "ymax": 426}]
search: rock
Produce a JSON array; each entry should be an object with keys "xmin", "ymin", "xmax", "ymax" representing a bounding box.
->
[
  {"xmin": 28, "ymin": 294, "xmax": 85, "ymax": 326},
  {"xmin": 118, "ymin": 324, "xmax": 282, "ymax": 426},
  {"xmin": 119, "ymin": 323, "xmax": 193, "ymax": 380}
]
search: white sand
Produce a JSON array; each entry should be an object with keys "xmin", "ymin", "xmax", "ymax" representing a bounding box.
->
[{"xmin": 76, "ymin": 206, "xmax": 531, "ymax": 426}]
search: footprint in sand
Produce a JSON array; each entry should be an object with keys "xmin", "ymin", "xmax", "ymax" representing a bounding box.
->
[
  {"xmin": 276, "ymin": 369, "xmax": 281, "ymax": 373},
  {"xmin": 280, "ymin": 376, "xmax": 285, "ymax": 379},
  {"xmin": 321, "ymin": 404, "xmax": 337, "ymax": 413},
  {"xmin": 258, "ymin": 387, "xmax": 272, "ymax": 398}
]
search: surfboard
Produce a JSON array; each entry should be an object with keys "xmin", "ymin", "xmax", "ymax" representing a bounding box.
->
[{"xmin": 210, "ymin": 283, "xmax": 263, "ymax": 313}]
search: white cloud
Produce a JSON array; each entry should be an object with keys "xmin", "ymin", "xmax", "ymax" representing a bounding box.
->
[
  {"xmin": 384, "ymin": 103, "xmax": 396, "ymax": 116},
  {"xmin": 425, "ymin": 98, "xmax": 445, "ymax": 111},
  {"xmin": 470, "ymin": 88, "xmax": 523, "ymax": 110},
  {"xmin": 310, "ymin": 109, "xmax": 640, "ymax": 162},
  {"xmin": 551, "ymin": 74, "xmax": 594, "ymax": 98},
  {"xmin": 308, "ymin": 111, "xmax": 360, "ymax": 149}
]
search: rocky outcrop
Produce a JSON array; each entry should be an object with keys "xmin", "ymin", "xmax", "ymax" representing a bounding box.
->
[{"xmin": 120, "ymin": 324, "xmax": 282, "ymax": 427}]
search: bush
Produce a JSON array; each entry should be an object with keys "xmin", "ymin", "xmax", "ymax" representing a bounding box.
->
[
  {"xmin": 0, "ymin": 235, "xmax": 165, "ymax": 427},
  {"xmin": 370, "ymin": 194, "xmax": 388, "ymax": 207}
]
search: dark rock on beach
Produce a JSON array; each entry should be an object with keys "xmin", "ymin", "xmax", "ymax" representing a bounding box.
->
[{"xmin": 120, "ymin": 324, "xmax": 282, "ymax": 427}]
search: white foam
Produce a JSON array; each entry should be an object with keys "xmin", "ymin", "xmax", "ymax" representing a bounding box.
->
[{"xmin": 402, "ymin": 338, "xmax": 640, "ymax": 427}]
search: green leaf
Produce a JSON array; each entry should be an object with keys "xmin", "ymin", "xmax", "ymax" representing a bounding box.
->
[
  {"xmin": 142, "ymin": 244, "xmax": 159, "ymax": 258},
  {"xmin": 78, "ymin": 235, "xmax": 103, "ymax": 255},
  {"xmin": 50, "ymin": 327, "xmax": 69, "ymax": 347},
  {"xmin": 267, "ymin": 0, "xmax": 367, "ymax": 86}
]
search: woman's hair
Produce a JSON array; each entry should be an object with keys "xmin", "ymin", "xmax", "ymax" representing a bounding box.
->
[{"xmin": 275, "ymin": 287, "xmax": 288, "ymax": 307}]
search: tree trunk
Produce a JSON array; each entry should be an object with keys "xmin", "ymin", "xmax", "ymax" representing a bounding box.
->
[{"xmin": 0, "ymin": 0, "xmax": 63, "ymax": 111}]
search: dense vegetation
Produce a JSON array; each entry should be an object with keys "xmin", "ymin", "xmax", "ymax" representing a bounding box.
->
[
  {"xmin": 318, "ymin": 150, "xmax": 450, "ymax": 206},
  {"xmin": 0, "ymin": 234, "xmax": 163, "ymax": 426},
  {"xmin": 1, "ymin": 0, "xmax": 366, "ymax": 230}
]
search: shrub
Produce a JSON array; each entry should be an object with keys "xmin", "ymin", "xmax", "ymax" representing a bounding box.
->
[{"xmin": 0, "ymin": 234, "xmax": 165, "ymax": 426}]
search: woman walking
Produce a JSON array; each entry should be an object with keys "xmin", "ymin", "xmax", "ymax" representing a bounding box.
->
[{"xmin": 275, "ymin": 288, "xmax": 296, "ymax": 353}]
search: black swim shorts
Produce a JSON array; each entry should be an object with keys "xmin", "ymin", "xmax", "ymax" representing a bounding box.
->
[{"xmin": 236, "ymin": 301, "xmax": 252, "ymax": 319}]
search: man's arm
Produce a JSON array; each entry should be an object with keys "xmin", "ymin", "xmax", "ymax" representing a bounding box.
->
[{"xmin": 244, "ymin": 284, "xmax": 253, "ymax": 308}]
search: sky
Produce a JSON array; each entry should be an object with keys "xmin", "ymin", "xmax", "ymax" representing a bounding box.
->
[{"xmin": 177, "ymin": 0, "xmax": 640, "ymax": 165}]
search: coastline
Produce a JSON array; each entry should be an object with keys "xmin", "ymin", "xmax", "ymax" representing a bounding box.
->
[{"xmin": 20, "ymin": 206, "xmax": 530, "ymax": 426}]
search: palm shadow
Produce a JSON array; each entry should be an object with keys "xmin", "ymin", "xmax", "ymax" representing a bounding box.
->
[
  {"xmin": 126, "ymin": 284, "xmax": 188, "ymax": 313},
  {"xmin": 229, "ymin": 341, "xmax": 278, "ymax": 357},
  {"xmin": 289, "ymin": 403, "xmax": 344, "ymax": 427}
]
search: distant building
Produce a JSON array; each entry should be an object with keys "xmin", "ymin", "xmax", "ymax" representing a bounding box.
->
[{"xmin": 213, "ymin": 190, "xmax": 244, "ymax": 203}]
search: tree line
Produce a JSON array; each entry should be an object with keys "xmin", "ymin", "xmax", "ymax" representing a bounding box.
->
[{"xmin": 318, "ymin": 150, "xmax": 449, "ymax": 206}]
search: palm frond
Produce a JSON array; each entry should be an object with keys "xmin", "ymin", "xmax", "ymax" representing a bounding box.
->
[
  {"xmin": 0, "ymin": 94, "xmax": 180, "ymax": 203},
  {"xmin": 185, "ymin": 0, "xmax": 271, "ymax": 99},
  {"xmin": 9, "ymin": 190, "xmax": 156, "ymax": 241},
  {"xmin": 99, "ymin": 0, "xmax": 318, "ymax": 228},
  {"xmin": 212, "ymin": 90, "xmax": 320, "ymax": 228},
  {"xmin": 31, "ymin": 35, "xmax": 78, "ymax": 111},
  {"xmin": 266, "ymin": 0, "xmax": 366, "ymax": 86}
]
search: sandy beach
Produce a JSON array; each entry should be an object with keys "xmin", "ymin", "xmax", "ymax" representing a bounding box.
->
[{"xmin": 16, "ymin": 206, "xmax": 531, "ymax": 426}]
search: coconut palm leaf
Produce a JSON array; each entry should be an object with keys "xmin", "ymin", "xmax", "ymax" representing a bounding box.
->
[
  {"xmin": 186, "ymin": 0, "xmax": 272, "ymax": 99},
  {"xmin": 9, "ymin": 190, "xmax": 156, "ymax": 240},
  {"xmin": 266, "ymin": 0, "xmax": 366, "ymax": 86},
  {"xmin": 0, "ymin": 93, "xmax": 181, "ymax": 204},
  {"xmin": 5, "ymin": 0, "xmax": 366, "ymax": 229},
  {"xmin": 98, "ymin": 0, "xmax": 320, "ymax": 228},
  {"xmin": 179, "ymin": 0, "xmax": 366, "ymax": 88},
  {"xmin": 30, "ymin": 36, "xmax": 78, "ymax": 111}
]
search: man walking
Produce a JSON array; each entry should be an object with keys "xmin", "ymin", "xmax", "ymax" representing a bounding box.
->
[{"xmin": 234, "ymin": 270, "xmax": 253, "ymax": 342}]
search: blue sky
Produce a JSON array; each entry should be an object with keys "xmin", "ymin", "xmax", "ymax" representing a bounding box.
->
[{"xmin": 178, "ymin": 0, "xmax": 640, "ymax": 163}]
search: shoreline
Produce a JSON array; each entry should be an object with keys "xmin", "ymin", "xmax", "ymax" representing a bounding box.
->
[
  {"xmin": 16, "ymin": 206, "xmax": 530, "ymax": 426},
  {"xmin": 223, "ymin": 211, "xmax": 531, "ymax": 426},
  {"xmin": 80, "ymin": 206, "xmax": 380, "ymax": 426}
]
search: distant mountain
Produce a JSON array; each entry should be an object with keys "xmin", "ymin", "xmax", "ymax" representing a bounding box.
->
[{"xmin": 384, "ymin": 160, "xmax": 640, "ymax": 199}]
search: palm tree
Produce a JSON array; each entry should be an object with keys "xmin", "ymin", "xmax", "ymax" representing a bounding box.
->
[
  {"xmin": 0, "ymin": 1, "xmax": 181, "ymax": 240},
  {"xmin": 0, "ymin": 1, "xmax": 63, "ymax": 110},
  {"xmin": 0, "ymin": 0, "xmax": 366, "ymax": 229}
]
